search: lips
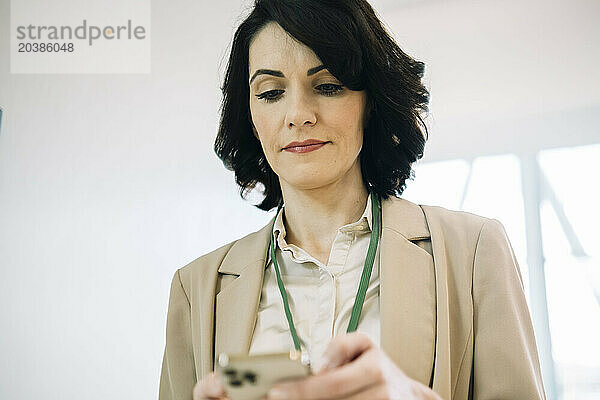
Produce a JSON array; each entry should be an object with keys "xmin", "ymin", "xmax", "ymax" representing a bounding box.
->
[
  {"xmin": 283, "ymin": 139, "xmax": 329, "ymax": 151},
  {"xmin": 282, "ymin": 139, "xmax": 330, "ymax": 154}
]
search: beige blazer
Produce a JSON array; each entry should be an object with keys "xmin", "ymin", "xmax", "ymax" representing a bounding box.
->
[{"xmin": 159, "ymin": 196, "xmax": 546, "ymax": 400}]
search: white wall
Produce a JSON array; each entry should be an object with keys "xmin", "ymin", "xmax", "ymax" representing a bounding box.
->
[
  {"xmin": 0, "ymin": 0, "xmax": 598, "ymax": 399},
  {"xmin": 373, "ymin": 0, "xmax": 600, "ymax": 161}
]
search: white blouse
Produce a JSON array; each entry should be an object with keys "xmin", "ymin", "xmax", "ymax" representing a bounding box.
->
[{"xmin": 248, "ymin": 196, "xmax": 381, "ymax": 373}]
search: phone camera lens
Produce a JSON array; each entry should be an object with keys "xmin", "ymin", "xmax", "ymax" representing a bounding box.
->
[{"xmin": 243, "ymin": 371, "xmax": 257, "ymax": 384}]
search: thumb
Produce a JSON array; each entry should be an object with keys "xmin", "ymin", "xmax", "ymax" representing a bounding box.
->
[{"xmin": 319, "ymin": 332, "xmax": 375, "ymax": 372}]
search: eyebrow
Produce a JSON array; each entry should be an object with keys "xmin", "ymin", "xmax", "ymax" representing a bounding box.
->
[{"xmin": 249, "ymin": 64, "xmax": 327, "ymax": 85}]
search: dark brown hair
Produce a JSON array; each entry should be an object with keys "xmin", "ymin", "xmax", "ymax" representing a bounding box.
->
[{"xmin": 215, "ymin": 0, "xmax": 429, "ymax": 210}]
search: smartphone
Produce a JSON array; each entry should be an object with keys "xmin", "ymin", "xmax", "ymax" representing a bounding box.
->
[{"xmin": 215, "ymin": 349, "xmax": 311, "ymax": 400}]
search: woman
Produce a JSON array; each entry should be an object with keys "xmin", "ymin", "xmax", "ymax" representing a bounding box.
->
[{"xmin": 159, "ymin": 0, "xmax": 546, "ymax": 399}]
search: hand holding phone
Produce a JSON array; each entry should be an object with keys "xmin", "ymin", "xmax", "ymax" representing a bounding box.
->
[
  {"xmin": 214, "ymin": 349, "xmax": 311, "ymax": 400},
  {"xmin": 193, "ymin": 372, "xmax": 228, "ymax": 400}
]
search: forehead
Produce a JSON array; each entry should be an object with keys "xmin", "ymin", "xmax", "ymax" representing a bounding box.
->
[{"xmin": 248, "ymin": 22, "xmax": 321, "ymax": 73}]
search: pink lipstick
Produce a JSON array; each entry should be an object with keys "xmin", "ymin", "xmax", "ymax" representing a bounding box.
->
[{"xmin": 282, "ymin": 139, "xmax": 330, "ymax": 153}]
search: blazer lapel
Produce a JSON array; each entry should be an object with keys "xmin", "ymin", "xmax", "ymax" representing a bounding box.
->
[
  {"xmin": 212, "ymin": 196, "xmax": 436, "ymax": 389},
  {"xmin": 379, "ymin": 197, "xmax": 436, "ymax": 387},
  {"xmin": 214, "ymin": 219, "xmax": 274, "ymax": 367}
]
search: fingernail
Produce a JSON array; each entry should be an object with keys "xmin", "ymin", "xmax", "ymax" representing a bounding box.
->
[{"xmin": 267, "ymin": 388, "xmax": 289, "ymax": 400}]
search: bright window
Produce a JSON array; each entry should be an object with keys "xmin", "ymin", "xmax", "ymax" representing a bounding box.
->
[{"xmin": 401, "ymin": 144, "xmax": 600, "ymax": 400}]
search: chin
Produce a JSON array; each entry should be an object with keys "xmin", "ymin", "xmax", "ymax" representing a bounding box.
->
[{"xmin": 282, "ymin": 171, "xmax": 343, "ymax": 191}]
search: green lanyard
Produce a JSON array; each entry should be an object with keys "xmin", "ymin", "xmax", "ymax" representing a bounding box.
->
[{"xmin": 268, "ymin": 190, "xmax": 381, "ymax": 352}]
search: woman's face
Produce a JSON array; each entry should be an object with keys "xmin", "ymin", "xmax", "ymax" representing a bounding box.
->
[{"xmin": 248, "ymin": 22, "xmax": 368, "ymax": 192}]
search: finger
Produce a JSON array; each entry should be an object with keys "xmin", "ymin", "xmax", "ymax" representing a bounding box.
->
[
  {"xmin": 269, "ymin": 348, "xmax": 384, "ymax": 400},
  {"xmin": 341, "ymin": 381, "xmax": 389, "ymax": 400},
  {"xmin": 319, "ymin": 348, "xmax": 385, "ymax": 398},
  {"xmin": 193, "ymin": 372, "xmax": 227, "ymax": 400},
  {"xmin": 320, "ymin": 331, "xmax": 375, "ymax": 370}
]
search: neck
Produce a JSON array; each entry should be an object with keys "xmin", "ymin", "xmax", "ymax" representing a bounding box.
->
[{"xmin": 279, "ymin": 159, "xmax": 369, "ymax": 265}]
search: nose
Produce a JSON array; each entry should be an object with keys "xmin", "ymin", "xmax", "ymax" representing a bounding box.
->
[{"xmin": 284, "ymin": 88, "xmax": 316, "ymax": 129}]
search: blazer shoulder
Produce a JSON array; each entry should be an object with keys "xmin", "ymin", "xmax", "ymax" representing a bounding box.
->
[
  {"xmin": 174, "ymin": 240, "xmax": 234, "ymax": 292},
  {"xmin": 177, "ymin": 220, "xmax": 273, "ymax": 285},
  {"xmin": 419, "ymin": 202, "xmax": 494, "ymax": 238}
]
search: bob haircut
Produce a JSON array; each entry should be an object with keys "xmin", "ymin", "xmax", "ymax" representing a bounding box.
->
[{"xmin": 215, "ymin": 0, "xmax": 429, "ymax": 211}]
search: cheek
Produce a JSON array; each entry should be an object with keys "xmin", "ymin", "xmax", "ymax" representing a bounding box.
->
[
  {"xmin": 328, "ymin": 100, "xmax": 364, "ymax": 153},
  {"xmin": 250, "ymin": 106, "xmax": 285, "ymax": 171},
  {"xmin": 250, "ymin": 105, "xmax": 278, "ymax": 146}
]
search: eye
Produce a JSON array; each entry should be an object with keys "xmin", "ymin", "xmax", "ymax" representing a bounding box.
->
[
  {"xmin": 256, "ymin": 89, "xmax": 284, "ymax": 103},
  {"xmin": 316, "ymin": 83, "xmax": 344, "ymax": 96},
  {"xmin": 255, "ymin": 84, "xmax": 344, "ymax": 104}
]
